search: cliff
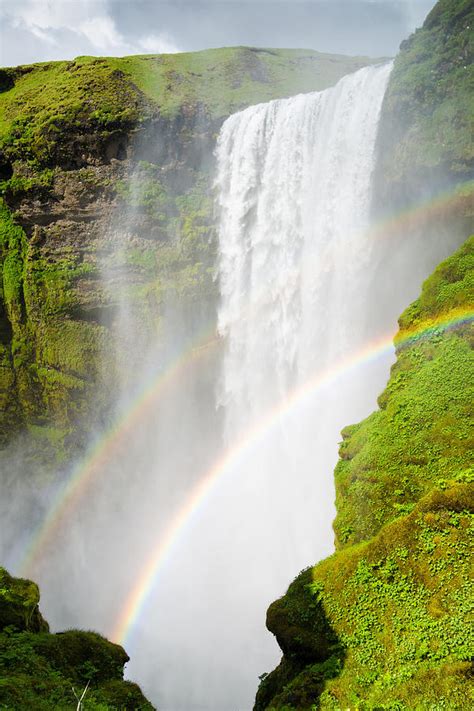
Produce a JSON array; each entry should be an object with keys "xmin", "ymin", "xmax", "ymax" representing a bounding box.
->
[
  {"xmin": 0, "ymin": 47, "xmax": 379, "ymax": 469},
  {"xmin": 255, "ymin": 235, "xmax": 473, "ymax": 710},
  {"xmin": 374, "ymin": 0, "xmax": 473, "ymax": 211},
  {"xmin": 0, "ymin": 567, "xmax": 154, "ymax": 709},
  {"xmin": 255, "ymin": 1, "xmax": 474, "ymax": 707},
  {"xmin": 1, "ymin": 1, "xmax": 473, "ymax": 708}
]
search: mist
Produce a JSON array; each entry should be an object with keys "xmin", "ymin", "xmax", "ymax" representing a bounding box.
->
[{"xmin": 0, "ymin": 4, "xmax": 468, "ymax": 710}]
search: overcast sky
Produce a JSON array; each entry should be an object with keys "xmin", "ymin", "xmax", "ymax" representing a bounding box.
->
[{"xmin": 0, "ymin": 0, "xmax": 436, "ymax": 68}]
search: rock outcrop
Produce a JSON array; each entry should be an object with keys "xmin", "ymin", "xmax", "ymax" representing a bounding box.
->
[{"xmin": 0, "ymin": 567, "xmax": 154, "ymax": 709}]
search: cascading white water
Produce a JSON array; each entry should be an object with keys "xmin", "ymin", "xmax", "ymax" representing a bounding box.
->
[
  {"xmin": 216, "ymin": 63, "xmax": 393, "ymax": 437},
  {"xmin": 183, "ymin": 62, "xmax": 394, "ymax": 708},
  {"xmin": 132, "ymin": 63, "xmax": 395, "ymax": 711}
]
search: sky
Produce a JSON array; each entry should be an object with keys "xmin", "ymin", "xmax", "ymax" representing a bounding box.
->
[{"xmin": 0, "ymin": 0, "xmax": 436, "ymax": 68}]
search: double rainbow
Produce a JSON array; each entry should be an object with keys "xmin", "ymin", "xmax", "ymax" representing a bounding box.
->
[
  {"xmin": 18, "ymin": 179, "xmax": 473, "ymax": 647},
  {"xmin": 111, "ymin": 305, "xmax": 473, "ymax": 645}
]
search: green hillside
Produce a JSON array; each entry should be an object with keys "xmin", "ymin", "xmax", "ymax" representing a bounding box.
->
[
  {"xmin": 255, "ymin": 235, "xmax": 474, "ymax": 710},
  {"xmin": 0, "ymin": 47, "xmax": 378, "ymax": 170},
  {"xmin": 374, "ymin": 0, "xmax": 473, "ymax": 210}
]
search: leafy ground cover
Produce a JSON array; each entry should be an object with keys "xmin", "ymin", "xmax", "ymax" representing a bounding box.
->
[{"xmin": 256, "ymin": 236, "xmax": 473, "ymax": 709}]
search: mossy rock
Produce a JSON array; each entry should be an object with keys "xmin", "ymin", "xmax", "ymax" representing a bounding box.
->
[
  {"xmin": 0, "ymin": 568, "xmax": 154, "ymax": 709},
  {"xmin": 266, "ymin": 569, "xmax": 341, "ymax": 664},
  {"xmin": 0, "ymin": 568, "xmax": 48, "ymax": 633},
  {"xmin": 375, "ymin": 0, "xmax": 474, "ymax": 209},
  {"xmin": 32, "ymin": 630, "xmax": 129, "ymax": 684}
]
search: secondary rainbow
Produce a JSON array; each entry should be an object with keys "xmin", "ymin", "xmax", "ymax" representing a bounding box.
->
[
  {"xmin": 20, "ymin": 328, "xmax": 219, "ymax": 577},
  {"xmin": 20, "ymin": 182, "xmax": 472, "ymax": 578},
  {"xmin": 111, "ymin": 306, "xmax": 474, "ymax": 645}
]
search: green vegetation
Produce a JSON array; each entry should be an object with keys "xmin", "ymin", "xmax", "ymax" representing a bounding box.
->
[
  {"xmin": 0, "ymin": 568, "xmax": 48, "ymax": 634},
  {"xmin": 0, "ymin": 45, "xmax": 377, "ymax": 453},
  {"xmin": 106, "ymin": 47, "xmax": 380, "ymax": 121},
  {"xmin": 375, "ymin": 0, "xmax": 474, "ymax": 207},
  {"xmin": 0, "ymin": 59, "xmax": 140, "ymax": 169},
  {"xmin": 256, "ymin": 236, "xmax": 473, "ymax": 709},
  {"xmin": 334, "ymin": 236, "xmax": 473, "ymax": 548},
  {"xmin": 0, "ymin": 567, "xmax": 153, "ymax": 709},
  {"xmin": 0, "ymin": 48, "xmax": 379, "ymax": 170},
  {"xmin": 0, "ymin": 197, "xmax": 114, "ymax": 453}
]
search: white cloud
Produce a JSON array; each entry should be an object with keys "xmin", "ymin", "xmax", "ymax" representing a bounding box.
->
[
  {"xmin": 9, "ymin": 0, "xmax": 104, "ymax": 32},
  {"xmin": 1, "ymin": 0, "xmax": 137, "ymax": 61},
  {"xmin": 79, "ymin": 15, "xmax": 126, "ymax": 51},
  {"xmin": 138, "ymin": 33, "xmax": 181, "ymax": 55},
  {"xmin": 0, "ymin": 0, "xmax": 182, "ymax": 64}
]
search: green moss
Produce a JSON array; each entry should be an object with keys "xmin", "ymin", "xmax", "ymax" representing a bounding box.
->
[
  {"xmin": 257, "ymin": 236, "xmax": 473, "ymax": 709},
  {"xmin": 0, "ymin": 568, "xmax": 154, "ymax": 710},
  {"xmin": 0, "ymin": 60, "xmax": 141, "ymax": 168},
  {"xmin": 0, "ymin": 569, "xmax": 48, "ymax": 634},
  {"xmin": 375, "ymin": 0, "xmax": 474, "ymax": 206},
  {"xmin": 0, "ymin": 198, "xmax": 113, "ymax": 442},
  {"xmin": 334, "ymin": 236, "xmax": 474, "ymax": 549},
  {"xmin": 0, "ymin": 199, "xmax": 26, "ymax": 327},
  {"xmin": 0, "ymin": 169, "xmax": 55, "ymax": 198},
  {"xmin": 23, "ymin": 250, "xmax": 99, "ymax": 319}
]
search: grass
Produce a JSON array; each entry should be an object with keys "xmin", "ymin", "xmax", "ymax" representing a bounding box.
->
[{"xmin": 0, "ymin": 48, "xmax": 381, "ymax": 169}]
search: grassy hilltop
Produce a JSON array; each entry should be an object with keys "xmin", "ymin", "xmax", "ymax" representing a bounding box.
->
[{"xmin": 0, "ymin": 47, "xmax": 378, "ymax": 170}]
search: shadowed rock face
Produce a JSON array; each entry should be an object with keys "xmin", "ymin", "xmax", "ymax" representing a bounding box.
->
[
  {"xmin": 254, "ymin": 568, "xmax": 346, "ymax": 710},
  {"xmin": 0, "ymin": 566, "xmax": 154, "ymax": 710}
]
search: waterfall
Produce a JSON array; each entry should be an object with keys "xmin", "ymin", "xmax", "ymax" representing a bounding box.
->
[
  {"xmin": 8, "ymin": 62, "xmax": 395, "ymax": 711},
  {"xmin": 199, "ymin": 62, "xmax": 394, "ymax": 708},
  {"xmin": 216, "ymin": 62, "xmax": 393, "ymax": 437}
]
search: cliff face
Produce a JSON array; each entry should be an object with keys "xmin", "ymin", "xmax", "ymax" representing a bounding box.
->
[
  {"xmin": 255, "ymin": 236, "xmax": 473, "ymax": 711},
  {"xmin": 374, "ymin": 0, "xmax": 473, "ymax": 211},
  {"xmin": 0, "ymin": 47, "xmax": 379, "ymax": 467},
  {"xmin": 0, "ymin": 567, "xmax": 154, "ymax": 710},
  {"xmin": 1, "ymin": 4, "xmax": 473, "ymax": 708}
]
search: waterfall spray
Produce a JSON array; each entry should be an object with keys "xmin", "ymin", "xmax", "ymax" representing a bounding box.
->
[{"xmin": 9, "ymin": 63, "xmax": 396, "ymax": 711}]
